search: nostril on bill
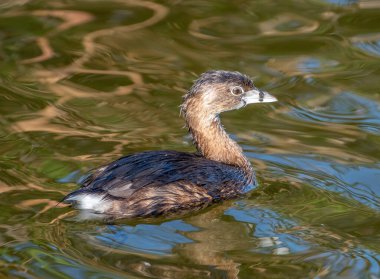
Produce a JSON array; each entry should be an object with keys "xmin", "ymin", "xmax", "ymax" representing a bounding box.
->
[{"xmin": 259, "ymin": 90, "xmax": 264, "ymax": 102}]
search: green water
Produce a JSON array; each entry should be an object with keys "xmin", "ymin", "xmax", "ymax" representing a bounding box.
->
[{"xmin": 0, "ymin": 0, "xmax": 380, "ymax": 278}]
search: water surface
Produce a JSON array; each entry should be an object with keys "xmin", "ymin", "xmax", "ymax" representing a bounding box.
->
[{"xmin": 0, "ymin": 0, "xmax": 379, "ymax": 278}]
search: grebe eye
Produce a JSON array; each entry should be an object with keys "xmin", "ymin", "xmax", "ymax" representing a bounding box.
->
[{"xmin": 230, "ymin": 86, "xmax": 244, "ymax": 96}]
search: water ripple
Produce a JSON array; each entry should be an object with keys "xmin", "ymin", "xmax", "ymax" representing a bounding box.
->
[
  {"xmin": 351, "ymin": 33, "xmax": 380, "ymax": 57},
  {"xmin": 254, "ymin": 152, "xmax": 380, "ymax": 210},
  {"xmin": 258, "ymin": 13, "xmax": 319, "ymax": 36},
  {"xmin": 225, "ymin": 202, "xmax": 380, "ymax": 278},
  {"xmin": 92, "ymin": 220, "xmax": 197, "ymax": 256},
  {"xmin": 289, "ymin": 92, "xmax": 380, "ymax": 134}
]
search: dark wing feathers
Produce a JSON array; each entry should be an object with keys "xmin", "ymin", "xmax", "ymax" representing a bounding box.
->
[{"xmin": 75, "ymin": 150, "xmax": 247, "ymax": 199}]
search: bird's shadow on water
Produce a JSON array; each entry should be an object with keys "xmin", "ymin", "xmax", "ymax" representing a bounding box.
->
[{"xmin": 55, "ymin": 200, "xmax": 249, "ymax": 278}]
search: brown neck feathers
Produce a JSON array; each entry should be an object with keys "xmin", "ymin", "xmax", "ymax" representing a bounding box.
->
[{"xmin": 183, "ymin": 102, "xmax": 253, "ymax": 176}]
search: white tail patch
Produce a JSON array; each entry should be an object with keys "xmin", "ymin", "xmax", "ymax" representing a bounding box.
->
[{"xmin": 69, "ymin": 193, "xmax": 111, "ymax": 213}]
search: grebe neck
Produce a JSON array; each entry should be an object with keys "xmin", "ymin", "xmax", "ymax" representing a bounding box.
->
[{"xmin": 185, "ymin": 112, "xmax": 253, "ymax": 177}]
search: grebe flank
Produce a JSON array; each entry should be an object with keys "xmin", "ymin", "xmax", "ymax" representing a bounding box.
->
[{"xmin": 63, "ymin": 70, "xmax": 277, "ymax": 218}]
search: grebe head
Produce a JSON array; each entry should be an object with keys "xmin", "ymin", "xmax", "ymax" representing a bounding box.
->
[{"xmin": 182, "ymin": 70, "xmax": 277, "ymax": 117}]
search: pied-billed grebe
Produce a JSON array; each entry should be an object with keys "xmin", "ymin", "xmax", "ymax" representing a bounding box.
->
[{"xmin": 63, "ymin": 70, "xmax": 277, "ymax": 218}]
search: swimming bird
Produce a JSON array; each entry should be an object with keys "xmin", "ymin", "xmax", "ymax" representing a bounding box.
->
[{"xmin": 63, "ymin": 70, "xmax": 277, "ymax": 218}]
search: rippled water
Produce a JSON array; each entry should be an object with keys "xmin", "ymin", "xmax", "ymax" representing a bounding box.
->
[{"xmin": 0, "ymin": 0, "xmax": 379, "ymax": 278}]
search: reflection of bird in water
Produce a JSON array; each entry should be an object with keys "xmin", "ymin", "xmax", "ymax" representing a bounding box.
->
[{"xmin": 63, "ymin": 70, "xmax": 277, "ymax": 218}]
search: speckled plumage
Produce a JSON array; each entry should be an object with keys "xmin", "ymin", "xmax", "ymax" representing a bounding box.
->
[{"xmin": 64, "ymin": 150, "xmax": 254, "ymax": 217}]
